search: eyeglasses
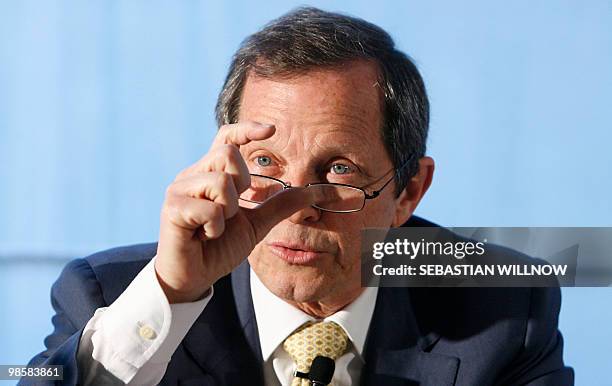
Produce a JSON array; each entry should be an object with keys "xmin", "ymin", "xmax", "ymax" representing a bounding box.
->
[{"xmin": 239, "ymin": 155, "xmax": 414, "ymax": 213}]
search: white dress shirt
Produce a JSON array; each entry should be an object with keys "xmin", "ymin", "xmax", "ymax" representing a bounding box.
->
[
  {"xmin": 76, "ymin": 256, "xmax": 378, "ymax": 385},
  {"xmin": 76, "ymin": 257, "xmax": 212, "ymax": 385},
  {"xmin": 251, "ymin": 269, "xmax": 379, "ymax": 386}
]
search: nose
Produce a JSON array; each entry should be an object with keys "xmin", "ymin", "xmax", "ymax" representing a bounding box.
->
[
  {"xmin": 288, "ymin": 203, "xmax": 322, "ymax": 223},
  {"xmin": 284, "ymin": 171, "xmax": 322, "ymax": 223}
]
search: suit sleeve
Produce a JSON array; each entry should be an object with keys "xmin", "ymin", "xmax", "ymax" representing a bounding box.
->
[
  {"xmin": 18, "ymin": 258, "xmax": 107, "ymax": 385},
  {"xmin": 78, "ymin": 256, "xmax": 211, "ymax": 385},
  {"xmin": 497, "ymin": 286, "xmax": 575, "ymax": 385},
  {"xmin": 19, "ymin": 256, "xmax": 212, "ymax": 386}
]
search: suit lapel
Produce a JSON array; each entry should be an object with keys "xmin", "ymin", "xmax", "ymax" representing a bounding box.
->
[
  {"xmin": 180, "ymin": 260, "xmax": 264, "ymax": 386},
  {"xmin": 360, "ymin": 287, "xmax": 459, "ymax": 386},
  {"xmin": 231, "ymin": 259, "xmax": 264, "ymax": 364}
]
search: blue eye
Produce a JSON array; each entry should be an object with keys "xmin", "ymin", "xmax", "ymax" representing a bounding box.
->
[
  {"xmin": 331, "ymin": 163, "xmax": 351, "ymax": 174},
  {"xmin": 256, "ymin": 156, "xmax": 272, "ymax": 167}
]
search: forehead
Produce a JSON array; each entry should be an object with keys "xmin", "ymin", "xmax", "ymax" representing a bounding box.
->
[{"xmin": 237, "ymin": 60, "xmax": 385, "ymax": 154}]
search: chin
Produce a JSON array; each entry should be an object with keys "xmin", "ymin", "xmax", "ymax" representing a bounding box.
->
[
  {"xmin": 262, "ymin": 267, "xmax": 332, "ymax": 302},
  {"xmin": 249, "ymin": 245, "xmax": 346, "ymax": 301}
]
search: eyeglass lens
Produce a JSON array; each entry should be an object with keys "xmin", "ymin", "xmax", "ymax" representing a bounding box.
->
[{"xmin": 239, "ymin": 175, "xmax": 365, "ymax": 212}]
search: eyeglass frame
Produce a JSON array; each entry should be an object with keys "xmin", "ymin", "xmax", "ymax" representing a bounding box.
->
[{"xmin": 239, "ymin": 154, "xmax": 416, "ymax": 213}]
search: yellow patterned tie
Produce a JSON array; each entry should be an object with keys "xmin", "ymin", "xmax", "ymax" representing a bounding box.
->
[{"xmin": 282, "ymin": 321, "xmax": 349, "ymax": 386}]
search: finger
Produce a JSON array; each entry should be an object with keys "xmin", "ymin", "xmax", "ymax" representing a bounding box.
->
[
  {"xmin": 243, "ymin": 187, "xmax": 317, "ymax": 243},
  {"xmin": 175, "ymin": 145, "xmax": 251, "ymax": 193},
  {"xmin": 175, "ymin": 121, "xmax": 273, "ymax": 182},
  {"xmin": 167, "ymin": 172, "xmax": 239, "ymax": 219},
  {"xmin": 163, "ymin": 195, "xmax": 226, "ymax": 239},
  {"xmin": 211, "ymin": 121, "xmax": 275, "ymax": 149}
]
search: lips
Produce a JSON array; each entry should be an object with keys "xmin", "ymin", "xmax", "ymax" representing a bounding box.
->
[{"xmin": 266, "ymin": 241, "xmax": 329, "ymax": 265}]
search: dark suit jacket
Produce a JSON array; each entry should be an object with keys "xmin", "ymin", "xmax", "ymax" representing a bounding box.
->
[{"xmin": 22, "ymin": 216, "xmax": 574, "ymax": 385}]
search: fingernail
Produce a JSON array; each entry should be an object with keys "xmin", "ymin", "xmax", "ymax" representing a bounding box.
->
[{"xmin": 256, "ymin": 123, "xmax": 275, "ymax": 130}]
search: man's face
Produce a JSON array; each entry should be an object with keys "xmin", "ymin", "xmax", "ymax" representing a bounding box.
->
[{"xmin": 239, "ymin": 60, "xmax": 404, "ymax": 304}]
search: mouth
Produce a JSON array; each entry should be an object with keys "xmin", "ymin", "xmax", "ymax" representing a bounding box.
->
[{"xmin": 266, "ymin": 241, "xmax": 329, "ymax": 265}]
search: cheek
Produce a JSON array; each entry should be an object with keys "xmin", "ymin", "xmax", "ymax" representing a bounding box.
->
[
  {"xmin": 331, "ymin": 200, "xmax": 397, "ymax": 262},
  {"xmin": 328, "ymin": 213, "xmax": 374, "ymax": 268},
  {"xmin": 365, "ymin": 193, "xmax": 400, "ymax": 225}
]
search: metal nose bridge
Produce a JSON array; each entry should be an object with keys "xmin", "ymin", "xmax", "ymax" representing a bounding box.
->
[{"xmin": 282, "ymin": 181, "xmax": 318, "ymax": 189}]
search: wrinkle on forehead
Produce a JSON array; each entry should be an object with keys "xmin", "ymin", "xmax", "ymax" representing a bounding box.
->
[
  {"xmin": 312, "ymin": 128, "xmax": 375, "ymax": 153},
  {"xmin": 237, "ymin": 60, "xmax": 389, "ymax": 165}
]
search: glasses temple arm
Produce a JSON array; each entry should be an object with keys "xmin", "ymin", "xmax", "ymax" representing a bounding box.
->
[
  {"xmin": 364, "ymin": 175, "xmax": 395, "ymax": 199},
  {"xmin": 364, "ymin": 155, "xmax": 416, "ymax": 199}
]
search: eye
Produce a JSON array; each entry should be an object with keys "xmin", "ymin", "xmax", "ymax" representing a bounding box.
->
[
  {"xmin": 330, "ymin": 163, "xmax": 352, "ymax": 174},
  {"xmin": 255, "ymin": 155, "xmax": 272, "ymax": 167}
]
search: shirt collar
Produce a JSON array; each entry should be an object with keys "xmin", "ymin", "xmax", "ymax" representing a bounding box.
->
[{"xmin": 250, "ymin": 267, "xmax": 379, "ymax": 361}]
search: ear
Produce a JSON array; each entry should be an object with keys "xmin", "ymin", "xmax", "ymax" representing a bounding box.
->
[{"xmin": 391, "ymin": 156, "xmax": 435, "ymax": 227}]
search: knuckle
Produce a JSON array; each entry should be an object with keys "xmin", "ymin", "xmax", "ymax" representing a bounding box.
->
[
  {"xmin": 204, "ymin": 206, "xmax": 226, "ymax": 238},
  {"xmin": 214, "ymin": 172, "xmax": 233, "ymax": 194},
  {"xmin": 210, "ymin": 202, "xmax": 225, "ymax": 219},
  {"xmin": 217, "ymin": 124, "xmax": 231, "ymax": 139},
  {"xmin": 164, "ymin": 183, "xmax": 177, "ymax": 197},
  {"xmin": 164, "ymin": 192, "xmax": 180, "ymax": 209},
  {"xmin": 165, "ymin": 194, "xmax": 187, "ymax": 218},
  {"xmin": 182, "ymin": 207, "xmax": 198, "ymax": 227},
  {"xmin": 162, "ymin": 195, "xmax": 183, "ymax": 222}
]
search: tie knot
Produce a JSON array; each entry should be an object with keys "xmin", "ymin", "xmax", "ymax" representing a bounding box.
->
[{"xmin": 282, "ymin": 321, "xmax": 349, "ymax": 374}]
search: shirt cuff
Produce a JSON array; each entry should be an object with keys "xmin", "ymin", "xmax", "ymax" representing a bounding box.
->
[{"xmin": 90, "ymin": 255, "xmax": 212, "ymax": 383}]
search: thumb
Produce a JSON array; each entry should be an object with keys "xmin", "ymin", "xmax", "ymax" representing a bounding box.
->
[{"xmin": 242, "ymin": 187, "xmax": 317, "ymax": 243}]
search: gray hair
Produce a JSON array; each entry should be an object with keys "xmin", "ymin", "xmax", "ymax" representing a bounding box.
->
[{"xmin": 215, "ymin": 6, "xmax": 429, "ymax": 196}]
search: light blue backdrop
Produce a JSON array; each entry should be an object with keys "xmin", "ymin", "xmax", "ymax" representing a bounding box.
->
[{"xmin": 1, "ymin": 1, "xmax": 610, "ymax": 384}]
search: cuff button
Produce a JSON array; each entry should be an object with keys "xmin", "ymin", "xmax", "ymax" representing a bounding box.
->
[{"xmin": 138, "ymin": 324, "xmax": 157, "ymax": 340}]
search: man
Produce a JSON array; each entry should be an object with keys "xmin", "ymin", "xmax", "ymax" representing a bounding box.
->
[{"xmin": 23, "ymin": 7, "xmax": 573, "ymax": 386}]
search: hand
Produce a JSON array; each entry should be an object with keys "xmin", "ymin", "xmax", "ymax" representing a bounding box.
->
[{"xmin": 154, "ymin": 121, "xmax": 315, "ymax": 303}]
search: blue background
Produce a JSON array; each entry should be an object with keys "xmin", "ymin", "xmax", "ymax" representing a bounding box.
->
[{"xmin": 0, "ymin": 1, "xmax": 610, "ymax": 384}]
